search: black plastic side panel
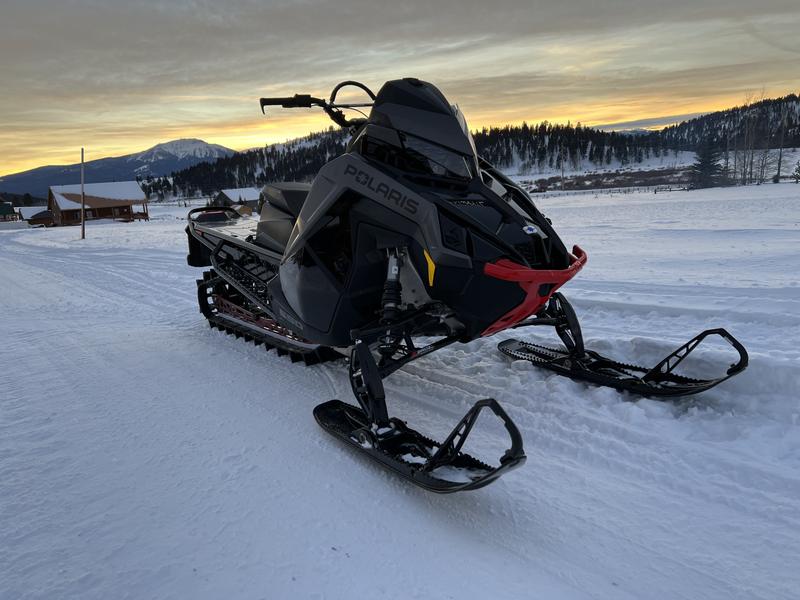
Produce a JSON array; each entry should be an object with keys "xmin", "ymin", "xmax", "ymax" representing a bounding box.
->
[
  {"xmin": 256, "ymin": 204, "xmax": 295, "ymax": 252},
  {"xmin": 263, "ymin": 182, "xmax": 311, "ymax": 217},
  {"xmin": 271, "ymin": 197, "xmax": 417, "ymax": 346}
]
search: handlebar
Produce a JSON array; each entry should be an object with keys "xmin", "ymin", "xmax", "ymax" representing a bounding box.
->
[
  {"xmin": 259, "ymin": 81, "xmax": 376, "ymax": 129},
  {"xmin": 259, "ymin": 94, "xmax": 323, "ymax": 111}
]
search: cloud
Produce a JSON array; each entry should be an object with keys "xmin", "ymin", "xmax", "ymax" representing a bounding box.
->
[
  {"xmin": 1, "ymin": 1, "xmax": 799, "ymax": 173},
  {"xmin": 593, "ymin": 113, "xmax": 706, "ymax": 131}
]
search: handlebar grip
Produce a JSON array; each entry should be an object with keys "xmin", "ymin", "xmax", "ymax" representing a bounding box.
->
[
  {"xmin": 260, "ymin": 94, "xmax": 317, "ymax": 113},
  {"xmin": 259, "ymin": 96, "xmax": 296, "ymax": 107}
]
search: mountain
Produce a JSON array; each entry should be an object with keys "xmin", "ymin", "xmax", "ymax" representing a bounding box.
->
[
  {"xmin": 0, "ymin": 139, "xmax": 235, "ymax": 198},
  {"xmin": 168, "ymin": 129, "xmax": 350, "ymax": 198},
  {"xmin": 131, "ymin": 139, "xmax": 234, "ymax": 163}
]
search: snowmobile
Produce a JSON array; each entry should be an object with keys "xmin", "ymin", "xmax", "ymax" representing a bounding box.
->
[{"xmin": 185, "ymin": 78, "xmax": 748, "ymax": 493}]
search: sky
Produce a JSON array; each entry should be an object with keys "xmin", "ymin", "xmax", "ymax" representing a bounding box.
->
[{"xmin": 1, "ymin": 0, "xmax": 799, "ymax": 175}]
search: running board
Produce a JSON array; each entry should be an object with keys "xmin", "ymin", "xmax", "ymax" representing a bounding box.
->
[
  {"xmin": 498, "ymin": 328, "xmax": 748, "ymax": 398},
  {"xmin": 314, "ymin": 398, "xmax": 526, "ymax": 493}
]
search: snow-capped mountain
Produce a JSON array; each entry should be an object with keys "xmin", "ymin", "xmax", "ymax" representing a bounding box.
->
[
  {"xmin": 131, "ymin": 139, "xmax": 234, "ymax": 164},
  {"xmin": 0, "ymin": 139, "xmax": 235, "ymax": 198}
]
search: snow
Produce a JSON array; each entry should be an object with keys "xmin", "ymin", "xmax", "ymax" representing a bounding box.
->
[
  {"xmin": 219, "ymin": 187, "xmax": 261, "ymax": 203},
  {"xmin": 50, "ymin": 181, "xmax": 147, "ymax": 210},
  {"xmin": 501, "ymin": 147, "xmax": 800, "ymax": 180},
  {"xmin": 0, "ymin": 220, "xmax": 29, "ymax": 230},
  {"xmin": 500, "ymin": 150, "xmax": 696, "ymax": 178},
  {"xmin": 1, "ymin": 184, "xmax": 799, "ymax": 599},
  {"xmin": 17, "ymin": 206, "xmax": 48, "ymax": 220}
]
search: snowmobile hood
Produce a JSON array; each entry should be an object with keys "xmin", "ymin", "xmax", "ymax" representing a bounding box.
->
[{"xmin": 368, "ymin": 78, "xmax": 478, "ymax": 158}]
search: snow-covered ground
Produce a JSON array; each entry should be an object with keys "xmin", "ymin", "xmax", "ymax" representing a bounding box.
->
[
  {"xmin": 503, "ymin": 147, "xmax": 800, "ymax": 182},
  {"xmin": 1, "ymin": 184, "xmax": 798, "ymax": 599},
  {"xmin": 504, "ymin": 149, "xmax": 696, "ymax": 178}
]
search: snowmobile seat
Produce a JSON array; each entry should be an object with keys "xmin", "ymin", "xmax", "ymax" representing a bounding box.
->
[
  {"xmin": 256, "ymin": 204, "xmax": 294, "ymax": 252},
  {"xmin": 262, "ymin": 182, "xmax": 311, "ymax": 217},
  {"xmin": 255, "ymin": 182, "xmax": 311, "ymax": 252}
]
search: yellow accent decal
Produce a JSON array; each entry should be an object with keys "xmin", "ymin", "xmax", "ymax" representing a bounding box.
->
[{"xmin": 423, "ymin": 249, "xmax": 436, "ymax": 287}]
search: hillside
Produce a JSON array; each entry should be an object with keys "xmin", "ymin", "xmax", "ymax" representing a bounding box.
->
[
  {"xmin": 161, "ymin": 125, "xmax": 686, "ymax": 198},
  {"xmin": 655, "ymin": 94, "xmax": 800, "ymax": 151}
]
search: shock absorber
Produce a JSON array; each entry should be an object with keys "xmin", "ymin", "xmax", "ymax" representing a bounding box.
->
[{"xmin": 379, "ymin": 249, "xmax": 403, "ymax": 357}]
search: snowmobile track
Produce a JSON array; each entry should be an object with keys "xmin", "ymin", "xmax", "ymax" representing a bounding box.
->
[
  {"xmin": 198, "ymin": 269, "xmax": 342, "ymax": 367},
  {"xmin": 205, "ymin": 316, "xmax": 342, "ymax": 366}
]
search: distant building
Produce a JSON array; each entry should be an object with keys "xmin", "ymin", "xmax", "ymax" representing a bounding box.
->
[
  {"xmin": 48, "ymin": 182, "xmax": 149, "ymax": 226},
  {"xmin": 213, "ymin": 187, "xmax": 262, "ymax": 209},
  {"xmin": 18, "ymin": 206, "xmax": 54, "ymax": 227},
  {"xmin": 0, "ymin": 201, "xmax": 20, "ymax": 221}
]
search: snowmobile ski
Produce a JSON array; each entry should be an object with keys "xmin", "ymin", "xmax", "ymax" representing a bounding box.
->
[
  {"xmin": 314, "ymin": 398, "xmax": 525, "ymax": 493},
  {"xmin": 499, "ymin": 294, "xmax": 748, "ymax": 398}
]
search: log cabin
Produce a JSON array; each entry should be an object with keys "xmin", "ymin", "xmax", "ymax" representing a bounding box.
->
[{"xmin": 48, "ymin": 181, "xmax": 149, "ymax": 226}]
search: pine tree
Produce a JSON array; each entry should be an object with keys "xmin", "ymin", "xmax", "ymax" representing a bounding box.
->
[
  {"xmin": 689, "ymin": 142, "xmax": 724, "ymax": 188},
  {"xmin": 792, "ymin": 160, "xmax": 800, "ymax": 184}
]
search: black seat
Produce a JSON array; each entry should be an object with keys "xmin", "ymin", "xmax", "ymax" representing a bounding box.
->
[
  {"xmin": 256, "ymin": 182, "xmax": 312, "ymax": 252},
  {"xmin": 262, "ymin": 182, "xmax": 311, "ymax": 217}
]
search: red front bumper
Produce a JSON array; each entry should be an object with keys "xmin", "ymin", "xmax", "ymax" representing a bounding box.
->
[{"xmin": 481, "ymin": 245, "xmax": 587, "ymax": 336}]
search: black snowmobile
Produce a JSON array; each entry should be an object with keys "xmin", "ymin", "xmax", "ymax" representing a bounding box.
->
[{"xmin": 185, "ymin": 79, "xmax": 748, "ymax": 493}]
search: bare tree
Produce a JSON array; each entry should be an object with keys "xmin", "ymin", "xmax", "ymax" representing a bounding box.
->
[
  {"xmin": 736, "ymin": 93, "xmax": 754, "ymax": 184},
  {"xmin": 774, "ymin": 104, "xmax": 789, "ymax": 182}
]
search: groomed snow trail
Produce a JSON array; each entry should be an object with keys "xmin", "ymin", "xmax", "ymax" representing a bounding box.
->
[{"xmin": 1, "ymin": 186, "xmax": 798, "ymax": 599}]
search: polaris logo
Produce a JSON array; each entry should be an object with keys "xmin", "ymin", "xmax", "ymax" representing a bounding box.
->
[
  {"xmin": 344, "ymin": 164, "xmax": 419, "ymax": 215},
  {"xmin": 523, "ymin": 225, "xmax": 539, "ymax": 235}
]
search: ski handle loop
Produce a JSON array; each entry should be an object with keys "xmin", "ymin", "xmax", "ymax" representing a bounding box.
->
[
  {"xmin": 425, "ymin": 398, "xmax": 525, "ymax": 472},
  {"xmin": 643, "ymin": 328, "xmax": 749, "ymax": 382},
  {"xmin": 188, "ymin": 206, "xmax": 241, "ymax": 221}
]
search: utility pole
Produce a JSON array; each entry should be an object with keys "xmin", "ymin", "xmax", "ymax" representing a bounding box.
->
[{"xmin": 81, "ymin": 147, "xmax": 86, "ymax": 240}]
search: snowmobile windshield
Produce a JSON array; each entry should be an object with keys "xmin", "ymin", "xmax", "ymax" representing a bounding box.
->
[
  {"xmin": 403, "ymin": 134, "xmax": 475, "ymax": 180},
  {"xmin": 452, "ymin": 104, "xmax": 479, "ymax": 160},
  {"xmin": 364, "ymin": 79, "xmax": 480, "ymax": 182}
]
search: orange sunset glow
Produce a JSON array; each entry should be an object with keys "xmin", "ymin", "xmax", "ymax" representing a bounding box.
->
[{"xmin": 2, "ymin": 2, "xmax": 799, "ymax": 175}]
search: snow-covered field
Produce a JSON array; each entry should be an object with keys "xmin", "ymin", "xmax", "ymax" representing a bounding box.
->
[
  {"xmin": 504, "ymin": 149, "xmax": 697, "ymax": 178},
  {"xmin": 1, "ymin": 185, "xmax": 798, "ymax": 599},
  {"xmin": 503, "ymin": 147, "xmax": 800, "ymax": 183}
]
